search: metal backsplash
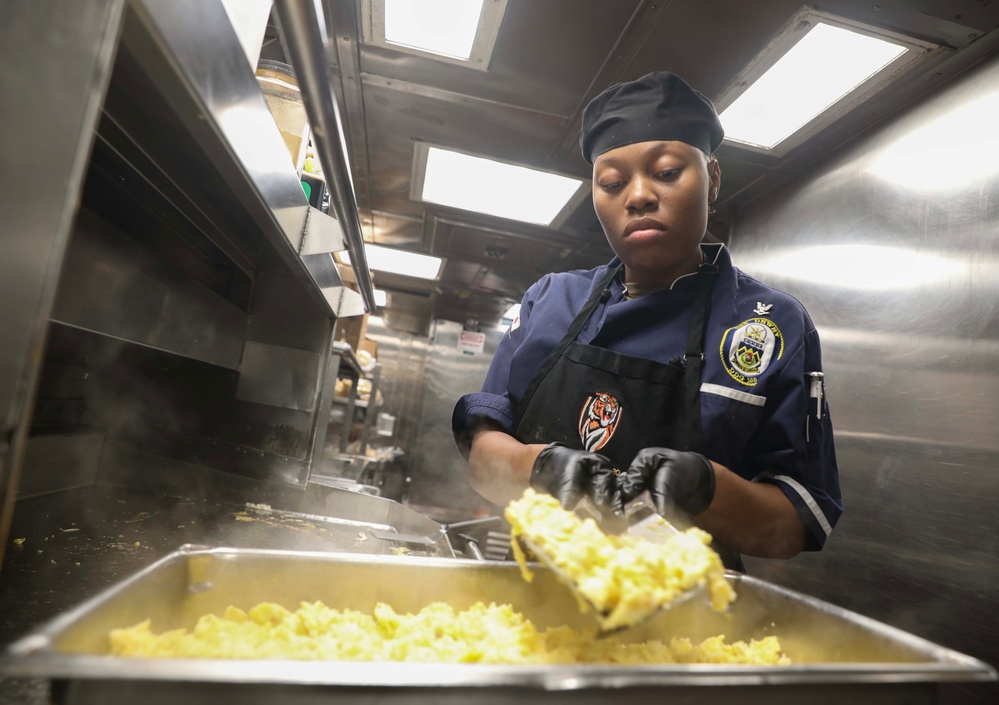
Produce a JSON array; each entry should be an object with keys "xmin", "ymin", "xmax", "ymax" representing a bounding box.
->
[
  {"xmin": 731, "ymin": 53, "xmax": 999, "ymax": 705},
  {"xmin": 0, "ymin": 0, "xmax": 125, "ymax": 568},
  {"xmin": 4, "ymin": 0, "xmax": 356, "ymax": 508}
]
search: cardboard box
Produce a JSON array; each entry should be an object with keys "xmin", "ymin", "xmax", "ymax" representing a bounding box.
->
[
  {"xmin": 358, "ymin": 337, "xmax": 378, "ymax": 359},
  {"xmin": 335, "ymin": 313, "xmax": 368, "ymax": 352}
]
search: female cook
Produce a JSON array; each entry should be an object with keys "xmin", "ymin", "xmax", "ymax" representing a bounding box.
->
[{"xmin": 451, "ymin": 72, "xmax": 842, "ymax": 570}]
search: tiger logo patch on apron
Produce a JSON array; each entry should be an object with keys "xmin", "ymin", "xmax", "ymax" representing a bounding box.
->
[{"xmin": 578, "ymin": 392, "xmax": 622, "ymax": 452}]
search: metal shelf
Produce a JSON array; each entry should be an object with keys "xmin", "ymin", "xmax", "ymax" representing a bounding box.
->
[
  {"xmin": 325, "ymin": 362, "xmax": 383, "ymax": 468},
  {"xmin": 333, "ymin": 397, "xmax": 370, "ymax": 409},
  {"xmin": 0, "ymin": 0, "xmax": 379, "ymax": 566},
  {"xmin": 118, "ymin": 0, "xmax": 371, "ymax": 320},
  {"xmin": 331, "ymin": 341, "xmax": 364, "ymax": 378},
  {"xmin": 332, "ymin": 388, "xmax": 381, "ymax": 411},
  {"xmin": 274, "ymin": 0, "xmax": 377, "ymax": 314}
]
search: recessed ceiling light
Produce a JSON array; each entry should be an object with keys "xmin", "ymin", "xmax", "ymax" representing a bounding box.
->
[
  {"xmin": 715, "ymin": 9, "xmax": 937, "ymax": 155},
  {"xmin": 385, "ymin": 0, "xmax": 482, "ymax": 60},
  {"xmin": 362, "ymin": 0, "xmax": 508, "ymax": 70},
  {"xmin": 341, "ymin": 245, "xmax": 443, "ymax": 280},
  {"xmin": 413, "ymin": 144, "xmax": 587, "ymax": 226},
  {"xmin": 720, "ymin": 24, "xmax": 906, "ymax": 149},
  {"xmin": 374, "ymin": 289, "xmax": 388, "ymax": 307}
]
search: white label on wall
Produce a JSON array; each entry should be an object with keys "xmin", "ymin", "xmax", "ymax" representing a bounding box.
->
[{"xmin": 458, "ymin": 329, "xmax": 486, "ymax": 355}]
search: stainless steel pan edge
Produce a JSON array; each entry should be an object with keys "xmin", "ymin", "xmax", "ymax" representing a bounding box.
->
[
  {"xmin": 0, "ymin": 545, "xmax": 994, "ymax": 689},
  {"xmin": 1, "ymin": 656, "xmax": 995, "ymax": 689}
]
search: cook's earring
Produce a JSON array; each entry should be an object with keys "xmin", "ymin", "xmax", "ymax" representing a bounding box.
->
[{"xmin": 708, "ymin": 205, "xmax": 717, "ymax": 217}]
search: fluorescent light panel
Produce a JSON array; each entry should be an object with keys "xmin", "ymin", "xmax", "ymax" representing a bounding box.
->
[
  {"xmin": 720, "ymin": 22, "xmax": 908, "ymax": 150},
  {"xmin": 374, "ymin": 289, "xmax": 388, "ymax": 307},
  {"xmin": 421, "ymin": 147, "xmax": 584, "ymax": 225},
  {"xmin": 364, "ymin": 0, "xmax": 506, "ymax": 71},
  {"xmin": 384, "ymin": 0, "xmax": 483, "ymax": 60},
  {"xmin": 341, "ymin": 245, "xmax": 443, "ymax": 280}
]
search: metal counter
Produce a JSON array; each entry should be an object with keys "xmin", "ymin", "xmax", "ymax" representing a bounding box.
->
[
  {"xmin": 1, "ymin": 546, "xmax": 993, "ymax": 705},
  {"xmin": 0, "ymin": 487, "xmax": 449, "ymax": 647},
  {"xmin": 0, "ymin": 484, "xmax": 455, "ymax": 703}
]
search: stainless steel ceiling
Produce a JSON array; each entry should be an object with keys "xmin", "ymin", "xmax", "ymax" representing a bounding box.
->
[{"xmin": 266, "ymin": 0, "xmax": 999, "ymax": 331}]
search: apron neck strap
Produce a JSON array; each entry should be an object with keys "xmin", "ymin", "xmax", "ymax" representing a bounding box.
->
[
  {"xmin": 561, "ymin": 261, "xmax": 623, "ymax": 347},
  {"xmin": 511, "ymin": 262, "xmax": 622, "ymax": 432},
  {"xmin": 512, "ymin": 257, "xmax": 721, "ymax": 443},
  {"xmin": 541, "ymin": 257, "xmax": 719, "ymax": 374},
  {"xmin": 685, "ymin": 262, "xmax": 719, "ymax": 361},
  {"xmin": 683, "ymin": 261, "xmax": 720, "ymax": 450}
]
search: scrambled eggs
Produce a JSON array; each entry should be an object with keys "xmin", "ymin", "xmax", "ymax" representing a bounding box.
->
[
  {"xmin": 505, "ymin": 489, "xmax": 735, "ymax": 630},
  {"xmin": 107, "ymin": 490, "xmax": 786, "ymax": 666},
  {"xmin": 109, "ymin": 600, "xmax": 788, "ymax": 665}
]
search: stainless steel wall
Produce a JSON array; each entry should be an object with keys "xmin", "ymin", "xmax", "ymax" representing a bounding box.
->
[
  {"xmin": 407, "ymin": 320, "xmax": 503, "ymax": 523},
  {"xmin": 731, "ymin": 54, "xmax": 999, "ymax": 705},
  {"xmin": 358, "ymin": 316, "xmax": 432, "ymax": 499}
]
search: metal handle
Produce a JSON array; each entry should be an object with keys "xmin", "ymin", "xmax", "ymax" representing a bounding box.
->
[
  {"xmin": 272, "ymin": 0, "xmax": 376, "ymax": 314},
  {"xmin": 458, "ymin": 534, "xmax": 485, "ymax": 561},
  {"xmin": 446, "ymin": 516, "xmax": 503, "ymax": 532}
]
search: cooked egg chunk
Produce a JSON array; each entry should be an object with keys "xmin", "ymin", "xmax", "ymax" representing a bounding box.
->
[{"xmin": 506, "ymin": 489, "xmax": 735, "ymax": 629}]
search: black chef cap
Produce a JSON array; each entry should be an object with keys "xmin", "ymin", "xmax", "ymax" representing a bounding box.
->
[{"xmin": 580, "ymin": 71, "xmax": 724, "ymax": 164}]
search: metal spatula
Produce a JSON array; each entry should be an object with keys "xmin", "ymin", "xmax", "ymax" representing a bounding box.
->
[{"xmin": 516, "ymin": 493, "xmax": 707, "ymax": 636}]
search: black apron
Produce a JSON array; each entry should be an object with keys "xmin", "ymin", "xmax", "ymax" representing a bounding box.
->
[{"xmin": 512, "ymin": 260, "xmax": 744, "ymax": 571}]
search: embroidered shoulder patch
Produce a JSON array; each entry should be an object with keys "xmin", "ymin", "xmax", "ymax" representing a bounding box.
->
[{"xmin": 719, "ymin": 318, "xmax": 785, "ymax": 387}]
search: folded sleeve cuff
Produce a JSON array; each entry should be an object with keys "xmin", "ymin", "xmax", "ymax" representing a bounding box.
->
[
  {"xmin": 451, "ymin": 392, "xmax": 515, "ymax": 460},
  {"xmin": 757, "ymin": 474, "xmax": 843, "ymax": 551}
]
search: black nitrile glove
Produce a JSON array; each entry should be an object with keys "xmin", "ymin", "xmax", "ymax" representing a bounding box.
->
[
  {"xmin": 530, "ymin": 442, "xmax": 619, "ymax": 513},
  {"xmin": 619, "ymin": 447, "xmax": 715, "ymax": 520}
]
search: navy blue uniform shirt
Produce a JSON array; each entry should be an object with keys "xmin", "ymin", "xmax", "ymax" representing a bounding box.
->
[{"xmin": 453, "ymin": 243, "xmax": 842, "ymax": 550}]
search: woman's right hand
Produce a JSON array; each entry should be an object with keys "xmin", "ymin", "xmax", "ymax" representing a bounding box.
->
[{"xmin": 530, "ymin": 443, "xmax": 621, "ymax": 514}]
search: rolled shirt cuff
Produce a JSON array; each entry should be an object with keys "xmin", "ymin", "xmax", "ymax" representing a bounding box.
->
[
  {"xmin": 756, "ymin": 473, "xmax": 843, "ymax": 551},
  {"xmin": 451, "ymin": 392, "xmax": 515, "ymax": 460}
]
